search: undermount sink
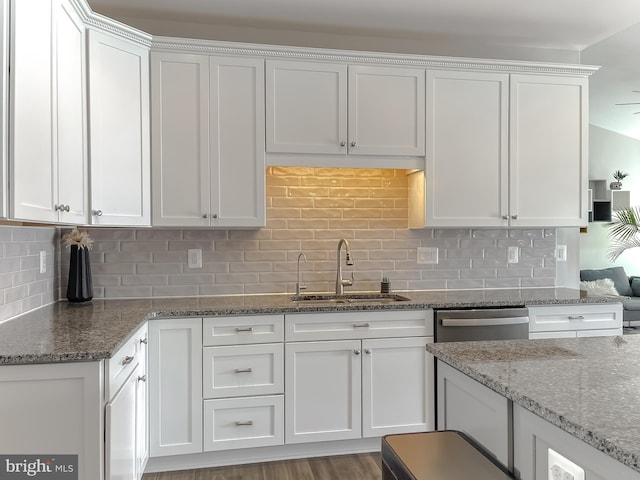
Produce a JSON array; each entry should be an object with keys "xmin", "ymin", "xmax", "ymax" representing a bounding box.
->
[{"xmin": 290, "ymin": 293, "xmax": 411, "ymax": 305}]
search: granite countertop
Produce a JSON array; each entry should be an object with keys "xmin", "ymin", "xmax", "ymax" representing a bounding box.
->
[
  {"xmin": 426, "ymin": 335, "xmax": 640, "ymax": 473},
  {"xmin": 0, "ymin": 287, "xmax": 617, "ymax": 365}
]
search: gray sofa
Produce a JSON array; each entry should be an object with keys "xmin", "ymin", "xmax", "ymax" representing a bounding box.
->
[{"xmin": 580, "ymin": 266, "xmax": 640, "ymax": 324}]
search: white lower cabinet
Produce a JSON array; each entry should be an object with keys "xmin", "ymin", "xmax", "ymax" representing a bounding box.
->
[
  {"xmin": 201, "ymin": 315, "xmax": 285, "ymax": 452},
  {"xmin": 148, "ymin": 317, "xmax": 203, "ymax": 457},
  {"xmin": 527, "ymin": 303, "xmax": 623, "ymax": 339},
  {"xmin": 105, "ymin": 323, "xmax": 148, "ymax": 480},
  {"xmin": 285, "ymin": 310, "xmax": 434, "ymax": 444},
  {"xmin": 203, "ymin": 395, "xmax": 284, "ymax": 451},
  {"xmin": 436, "ymin": 361, "xmax": 511, "ymax": 470}
]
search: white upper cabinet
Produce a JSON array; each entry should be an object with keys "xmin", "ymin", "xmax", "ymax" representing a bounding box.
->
[
  {"xmin": 348, "ymin": 66, "xmax": 425, "ymax": 156},
  {"xmin": 88, "ymin": 29, "xmax": 150, "ymax": 226},
  {"xmin": 421, "ymin": 70, "xmax": 588, "ymax": 228},
  {"xmin": 509, "ymin": 75, "xmax": 588, "ymax": 227},
  {"xmin": 266, "ymin": 61, "xmax": 347, "ymax": 155},
  {"xmin": 266, "ymin": 60, "xmax": 425, "ymax": 167},
  {"xmin": 10, "ymin": 0, "xmax": 87, "ymax": 224},
  {"xmin": 425, "ymin": 70, "xmax": 509, "ymax": 227},
  {"xmin": 151, "ymin": 51, "xmax": 265, "ymax": 227}
]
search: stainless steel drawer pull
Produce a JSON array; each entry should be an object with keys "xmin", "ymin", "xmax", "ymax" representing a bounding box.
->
[
  {"xmin": 236, "ymin": 327, "xmax": 254, "ymax": 333},
  {"xmin": 121, "ymin": 355, "xmax": 134, "ymax": 365},
  {"xmin": 235, "ymin": 368, "xmax": 253, "ymax": 374},
  {"xmin": 353, "ymin": 323, "xmax": 370, "ymax": 328},
  {"xmin": 235, "ymin": 420, "xmax": 254, "ymax": 426},
  {"xmin": 568, "ymin": 315, "xmax": 585, "ymax": 320}
]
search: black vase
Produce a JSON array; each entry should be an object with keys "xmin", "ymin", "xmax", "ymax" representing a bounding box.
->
[{"xmin": 67, "ymin": 245, "xmax": 93, "ymax": 303}]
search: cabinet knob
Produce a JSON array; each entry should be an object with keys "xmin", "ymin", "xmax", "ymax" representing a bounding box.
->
[
  {"xmin": 340, "ymin": 141, "xmax": 346, "ymax": 147},
  {"xmin": 121, "ymin": 355, "xmax": 134, "ymax": 365},
  {"xmin": 140, "ymin": 337, "xmax": 148, "ymax": 345},
  {"xmin": 354, "ymin": 349, "xmax": 361, "ymax": 355},
  {"xmin": 502, "ymin": 215, "xmax": 509, "ymax": 220},
  {"xmin": 94, "ymin": 210, "xmax": 103, "ymax": 217},
  {"xmin": 202, "ymin": 213, "xmax": 208, "ymax": 219},
  {"xmin": 351, "ymin": 141, "xmax": 356, "ymax": 147},
  {"xmin": 138, "ymin": 374, "xmax": 146, "ymax": 382},
  {"xmin": 212, "ymin": 213, "xmax": 218, "ymax": 219},
  {"xmin": 511, "ymin": 215, "xmax": 518, "ymax": 219},
  {"xmin": 364, "ymin": 348, "xmax": 371, "ymax": 355},
  {"xmin": 64, "ymin": 205, "xmax": 70, "ymax": 212},
  {"xmin": 54, "ymin": 205, "xmax": 62, "ymax": 211}
]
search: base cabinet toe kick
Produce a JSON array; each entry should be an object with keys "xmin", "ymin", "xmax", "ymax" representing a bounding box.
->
[{"xmin": 146, "ymin": 310, "xmax": 435, "ymax": 472}]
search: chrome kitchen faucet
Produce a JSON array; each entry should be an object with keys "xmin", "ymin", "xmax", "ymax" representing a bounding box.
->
[{"xmin": 335, "ymin": 238, "xmax": 355, "ymax": 295}]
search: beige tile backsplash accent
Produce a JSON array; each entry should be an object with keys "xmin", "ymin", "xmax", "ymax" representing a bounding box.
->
[{"xmin": 57, "ymin": 167, "xmax": 557, "ymax": 299}]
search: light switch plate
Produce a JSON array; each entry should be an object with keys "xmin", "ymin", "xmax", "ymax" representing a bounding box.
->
[
  {"xmin": 39, "ymin": 251, "xmax": 46, "ymax": 274},
  {"xmin": 188, "ymin": 249, "xmax": 202, "ymax": 269},
  {"xmin": 556, "ymin": 244, "xmax": 567, "ymax": 262},
  {"xmin": 417, "ymin": 247, "xmax": 438, "ymax": 264},
  {"xmin": 508, "ymin": 246, "xmax": 519, "ymax": 264}
]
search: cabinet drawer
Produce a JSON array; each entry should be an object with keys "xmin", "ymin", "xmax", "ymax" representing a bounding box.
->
[
  {"xmin": 106, "ymin": 323, "xmax": 148, "ymax": 401},
  {"xmin": 203, "ymin": 344, "xmax": 284, "ymax": 398},
  {"xmin": 528, "ymin": 303, "xmax": 623, "ymax": 333},
  {"xmin": 285, "ymin": 310, "xmax": 433, "ymax": 341},
  {"xmin": 203, "ymin": 395, "xmax": 284, "ymax": 451},
  {"xmin": 203, "ymin": 315, "xmax": 284, "ymax": 346}
]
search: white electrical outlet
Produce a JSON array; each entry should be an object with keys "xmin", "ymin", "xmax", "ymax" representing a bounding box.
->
[
  {"xmin": 507, "ymin": 246, "xmax": 519, "ymax": 264},
  {"xmin": 39, "ymin": 251, "xmax": 46, "ymax": 274},
  {"xmin": 417, "ymin": 247, "xmax": 438, "ymax": 264},
  {"xmin": 548, "ymin": 448, "xmax": 584, "ymax": 480},
  {"xmin": 556, "ymin": 244, "xmax": 568, "ymax": 262},
  {"xmin": 187, "ymin": 249, "xmax": 202, "ymax": 269}
]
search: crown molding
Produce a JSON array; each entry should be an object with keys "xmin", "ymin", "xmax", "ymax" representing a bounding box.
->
[
  {"xmin": 71, "ymin": 0, "xmax": 152, "ymax": 47},
  {"xmin": 151, "ymin": 36, "xmax": 599, "ymax": 77}
]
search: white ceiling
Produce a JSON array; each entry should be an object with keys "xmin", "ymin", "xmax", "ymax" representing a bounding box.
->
[{"xmin": 89, "ymin": 0, "xmax": 640, "ymax": 140}]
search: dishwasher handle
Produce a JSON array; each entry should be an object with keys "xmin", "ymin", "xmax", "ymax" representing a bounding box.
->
[{"xmin": 440, "ymin": 316, "xmax": 529, "ymax": 327}]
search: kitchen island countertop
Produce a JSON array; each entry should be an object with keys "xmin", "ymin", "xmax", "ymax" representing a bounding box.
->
[
  {"xmin": 427, "ymin": 335, "xmax": 640, "ymax": 473},
  {"xmin": 0, "ymin": 287, "xmax": 617, "ymax": 365}
]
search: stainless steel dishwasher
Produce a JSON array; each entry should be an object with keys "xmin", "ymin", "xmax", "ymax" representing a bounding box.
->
[{"xmin": 435, "ymin": 307, "xmax": 529, "ymax": 342}]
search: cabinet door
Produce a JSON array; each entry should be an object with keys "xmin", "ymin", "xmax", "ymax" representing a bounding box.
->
[
  {"xmin": 362, "ymin": 337, "xmax": 432, "ymax": 437},
  {"xmin": 0, "ymin": 361, "xmax": 103, "ymax": 479},
  {"xmin": 348, "ymin": 66, "xmax": 425, "ymax": 156},
  {"xmin": 0, "ymin": 0, "xmax": 6, "ymax": 219},
  {"xmin": 10, "ymin": 0, "xmax": 56, "ymax": 222},
  {"xmin": 148, "ymin": 318, "xmax": 202, "ymax": 457},
  {"xmin": 88, "ymin": 29, "xmax": 150, "ymax": 226},
  {"xmin": 135, "ymin": 326, "xmax": 148, "ymax": 479},
  {"xmin": 266, "ymin": 60, "xmax": 347, "ymax": 154},
  {"xmin": 437, "ymin": 361, "xmax": 510, "ymax": 469},
  {"xmin": 425, "ymin": 70, "xmax": 509, "ymax": 227},
  {"xmin": 151, "ymin": 52, "xmax": 210, "ymax": 227},
  {"xmin": 55, "ymin": 0, "xmax": 87, "ymax": 224},
  {"xmin": 210, "ymin": 56, "xmax": 265, "ymax": 227},
  {"xmin": 509, "ymin": 75, "xmax": 588, "ymax": 227},
  {"xmin": 285, "ymin": 340, "xmax": 361, "ymax": 443},
  {"xmin": 106, "ymin": 367, "xmax": 138, "ymax": 480}
]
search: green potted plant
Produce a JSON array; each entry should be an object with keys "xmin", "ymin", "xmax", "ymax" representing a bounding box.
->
[
  {"xmin": 607, "ymin": 206, "xmax": 640, "ymax": 261},
  {"xmin": 611, "ymin": 170, "xmax": 628, "ymax": 190}
]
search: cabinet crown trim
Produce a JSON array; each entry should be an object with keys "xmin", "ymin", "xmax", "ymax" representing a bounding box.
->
[
  {"xmin": 151, "ymin": 37, "xmax": 599, "ymax": 76},
  {"xmin": 72, "ymin": 0, "xmax": 152, "ymax": 47}
]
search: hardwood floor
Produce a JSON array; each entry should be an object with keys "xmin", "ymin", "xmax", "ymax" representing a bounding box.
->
[{"xmin": 142, "ymin": 453, "xmax": 382, "ymax": 480}]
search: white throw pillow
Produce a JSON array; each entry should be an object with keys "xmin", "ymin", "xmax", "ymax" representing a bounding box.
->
[{"xmin": 579, "ymin": 278, "xmax": 620, "ymax": 297}]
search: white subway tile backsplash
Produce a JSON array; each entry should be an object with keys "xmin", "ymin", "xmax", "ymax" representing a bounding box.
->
[{"xmin": 0, "ymin": 169, "xmax": 560, "ymax": 309}]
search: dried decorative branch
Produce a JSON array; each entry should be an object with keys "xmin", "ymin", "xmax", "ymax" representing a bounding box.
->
[{"xmin": 62, "ymin": 228, "xmax": 93, "ymax": 250}]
